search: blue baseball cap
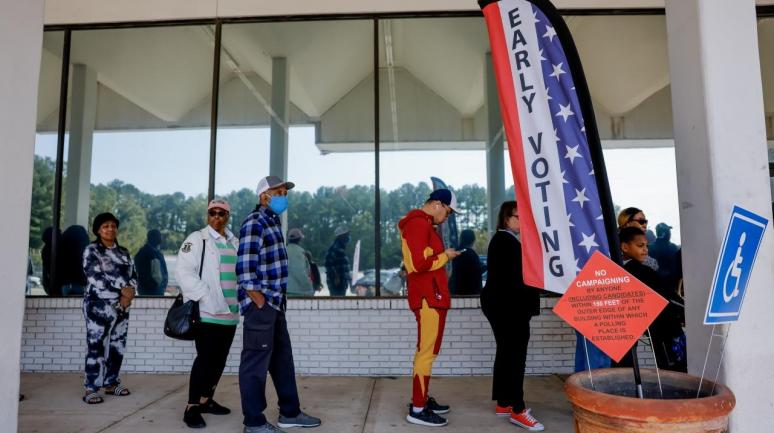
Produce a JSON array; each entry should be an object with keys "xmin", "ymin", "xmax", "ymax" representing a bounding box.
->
[{"xmin": 428, "ymin": 188, "xmax": 460, "ymax": 213}]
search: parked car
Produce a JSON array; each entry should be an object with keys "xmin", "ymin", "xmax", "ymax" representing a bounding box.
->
[
  {"xmin": 26, "ymin": 276, "xmax": 41, "ymax": 295},
  {"xmin": 353, "ymin": 268, "xmax": 404, "ymax": 297}
]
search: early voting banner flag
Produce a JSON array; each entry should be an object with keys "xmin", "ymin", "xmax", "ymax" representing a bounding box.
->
[{"xmin": 480, "ymin": 0, "xmax": 614, "ymax": 293}]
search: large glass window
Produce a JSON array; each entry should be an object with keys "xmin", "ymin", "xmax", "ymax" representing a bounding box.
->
[
  {"xmin": 30, "ymin": 12, "xmax": 689, "ymax": 299},
  {"xmin": 29, "ymin": 31, "xmax": 66, "ymax": 296},
  {"xmin": 43, "ymin": 25, "xmax": 216, "ymax": 297},
  {"xmin": 218, "ymin": 20, "xmax": 375, "ymax": 297},
  {"xmin": 214, "ymin": 20, "xmax": 269, "ymax": 229},
  {"xmin": 378, "ymin": 17, "xmax": 492, "ymax": 296}
]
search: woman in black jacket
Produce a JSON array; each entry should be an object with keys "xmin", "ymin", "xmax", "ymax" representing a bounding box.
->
[{"xmin": 481, "ymin": 201, "xmax": 544, "ymax": 431}]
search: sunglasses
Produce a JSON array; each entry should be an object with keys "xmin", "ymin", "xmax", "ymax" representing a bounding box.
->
[
  {"xmin": 208, "ymin": 210, "xmax": 229, "ymax": 218},
  {"xmin": 630, "ymin": 218, "xmax": 648, "ymax": 225}
]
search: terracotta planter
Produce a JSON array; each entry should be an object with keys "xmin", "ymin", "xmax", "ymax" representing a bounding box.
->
[{"xmin": 565, "ymin": 368, "xmax": 735, "ymax": 433}]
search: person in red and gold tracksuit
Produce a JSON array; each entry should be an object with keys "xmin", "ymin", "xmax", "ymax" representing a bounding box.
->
[{"xmin": 398, "ymin": 188, "xmax": 461, "ymax": 427}]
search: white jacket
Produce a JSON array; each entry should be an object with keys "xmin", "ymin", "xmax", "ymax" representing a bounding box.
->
[{"xmin": 174, "ymin": 226, "xmax": 239, "ymax": 317}]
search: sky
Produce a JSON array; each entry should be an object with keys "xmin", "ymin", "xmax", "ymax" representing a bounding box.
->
[{"xmin": 35, "ymin": 126, "xmax": 682, "ymax": 243}]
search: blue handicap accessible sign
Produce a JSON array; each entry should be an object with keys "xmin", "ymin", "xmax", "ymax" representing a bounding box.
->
[{"xmin": 705, "ymin": 206, "xmax": 769, "ymax": 324}]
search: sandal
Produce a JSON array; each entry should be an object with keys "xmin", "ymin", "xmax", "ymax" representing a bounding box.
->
[
  {"xmin": 104, "ymin": 384, "xmax": 131, "ymax": 396},
  {"xmin": 83, "ymin": 391, "xmax": 104, "ymax": 404}
]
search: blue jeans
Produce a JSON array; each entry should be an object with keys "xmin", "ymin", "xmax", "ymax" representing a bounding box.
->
[
  {"xmin": 574, "ymin": 331, "xmax": 611, "ymax": 372},
  {"xmin": 239, "ymin": 304, "xmax": 301, "ymax": 427}
]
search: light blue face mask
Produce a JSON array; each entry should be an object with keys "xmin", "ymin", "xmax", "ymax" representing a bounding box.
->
[{"xmin": 268, "ymin": 195, "xmax": 288, "ymax": 214}]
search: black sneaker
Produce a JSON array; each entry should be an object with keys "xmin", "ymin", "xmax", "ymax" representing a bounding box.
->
[
  {"xmin": 183, "ymin": 405, "xmax": 206, "ymax": 429},
  {"xmin": 406, "ymin": 406, "xmax": 448, "ymax": 427},
  {"xmin": 426, "ymin": 397, "xmax": 450, "ymax": 414},
  {"xmin": 200, "ymin": 399, "xmax": 231, "ymax": 415}
]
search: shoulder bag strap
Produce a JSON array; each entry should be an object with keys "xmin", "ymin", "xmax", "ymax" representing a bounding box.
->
[{"xmin": 199, "ymin": 239, "xmax": 206, "ymax": 279}]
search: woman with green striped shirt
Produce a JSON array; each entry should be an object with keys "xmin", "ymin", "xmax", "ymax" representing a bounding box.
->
[{"xmin": 175, "ymin": 198, "xmax": 240, "ymax": 429}]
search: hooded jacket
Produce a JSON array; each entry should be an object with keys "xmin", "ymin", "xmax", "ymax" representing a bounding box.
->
[{"xmin": 398, "ymin": 209, "xmax": 450, "ymax": 311}]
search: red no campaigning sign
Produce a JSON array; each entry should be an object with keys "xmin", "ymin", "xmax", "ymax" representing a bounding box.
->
[{"xmin": 553, "ymin": 251, "xmax": 668, "ymax": 362}]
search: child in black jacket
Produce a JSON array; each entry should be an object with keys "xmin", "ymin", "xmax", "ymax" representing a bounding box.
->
[{"xmin": 618, "ymin": 226, "xmax": 687, "ymax": 372}]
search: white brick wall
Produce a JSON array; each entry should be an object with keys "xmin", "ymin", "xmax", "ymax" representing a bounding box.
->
[{"xmin": 21, "ymin": 297, "xmax": 654, "ymax": 375}]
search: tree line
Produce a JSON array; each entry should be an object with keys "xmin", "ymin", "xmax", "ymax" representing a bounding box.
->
[{"xmin": 29, "ymin": 155, "xmax": 509, "ymax": 272}]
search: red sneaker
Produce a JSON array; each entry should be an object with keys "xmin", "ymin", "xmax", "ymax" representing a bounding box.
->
[
  {"xmin": 510, "ymin": 408, "xmax": 545, "ymax": 431},
  {"xmin": 495, "ymin": 404, "xmax": 512, "ymax": 417}
]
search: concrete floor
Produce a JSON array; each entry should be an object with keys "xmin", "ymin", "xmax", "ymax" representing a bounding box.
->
[{"xmin": 18, "ymin": 373, "xmax": 575, "ymax": 433}]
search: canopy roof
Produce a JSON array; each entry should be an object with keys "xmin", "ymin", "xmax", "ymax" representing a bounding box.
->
[{"xmin": 35, "ymin": 16, "xmax": 774, "ymax": 151}]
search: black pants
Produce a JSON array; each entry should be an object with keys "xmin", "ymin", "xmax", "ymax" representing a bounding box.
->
[
  {"xmin": 189, "ymin": 322, "xmax": 237, "ymax": 404},
  {"xmin": 482, "ymin": 303, "xmax": 531, "ymax": 413},
  {"xmin": 239, "ymin": 304, "xmax": 301, "ymax": 427},
  {"xmin": 612, "ymin": 341, "xmax": 637, "ymax": 368}
]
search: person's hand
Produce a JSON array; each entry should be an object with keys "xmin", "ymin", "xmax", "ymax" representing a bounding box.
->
[
  {"xmin": 248, "ymin": 291, "xmax": 266, "ymax": 308},
  {"xmin": 445, "ymin": 248, "xmax": 461, "ymax": 259},
  {"xmin": 119, "ymin": 295, "xmax": 132, "ymax": 309},
  {"xmin": 121, "ymin": 286, "xmax": 135, "ymax": 298}
]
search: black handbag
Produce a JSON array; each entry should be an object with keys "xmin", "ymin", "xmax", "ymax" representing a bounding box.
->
[{"xmin": 164, "ymin": 239, "xmax": 204, "ymax": 340}]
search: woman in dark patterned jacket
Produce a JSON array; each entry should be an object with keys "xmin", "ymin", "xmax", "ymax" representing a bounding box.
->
[{"xmin": 81, "ymin": 212, "xmax": 137, "ymax": 404}]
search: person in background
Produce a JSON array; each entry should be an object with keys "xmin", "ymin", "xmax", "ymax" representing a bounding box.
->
[
  {"xmin": 481, "ymin": 201, "xmax": 545, "ymax": 432},
  {"xmin": 324, "ymin": 227, "xmax": 351, "ymax": 296},
  {"xmin": 649, "ymin": 223, "xmax": 682, "ymax": 293},
  {"xmin": 176, "ymin": 198, "xmax": 240, "ymax": 429},
  {"xmin": 81, "ymin": 212, "xmax": 136, "ymax": 404},
  {"xmin": 41, "ymin": 226, "xmax": 62, "ymax": 296},
  {"xmin": 135, "ymin": 229, "xmax": 169, "ymax": 296},
  {"xmin": 308, "ymin": 252, "xmax": 323, "ymax": 293},
  {"xmin": 448, "ymin": 229, "xmax": 483, "ymax": 295},
  {"xmin": 645, "ymin": 228, "xmax": 657, "ymax": 246},
  {"xmin": 286, "ymin": 228, "xmax": 315, "ymax": 297},
  {"xmin": 237, "ymin": 176, "xmax": 321, "ymax": 433},
  {"xmin": 617, "ymin": 207, "xmax": 659, "ymax": 271},
  {"xmin": 26, "ymin": 256, "xmax": 34, "ymax": 295},
  {"xmin": 399, "ymin": 188, "xmax": 461, "ymax": 427},
  {"xmin": 60, "ymin": 225, "xmax": 90, "ymax": 296},
  {"xmin": 618, "ymin": 227, "xmax": 687, "ymax": 372}
]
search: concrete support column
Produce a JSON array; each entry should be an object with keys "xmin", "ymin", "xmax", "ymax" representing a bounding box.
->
[
  {"xmin": 64, "ymin": 64, "xmax": 96, "ymax": 229},
  {"xmin": 666, "ymin": 1, "xmax": 774, "ymax": 431},
  {"xmin": 0, "ymin": 0, "xmax": 44, "ymax": 429},
  {"xmin": 610, "ymin": 116, "xmax": 625, "ymax": 139},
  {"xmin": 269, "ymin": 57, "xmax": 289, "ymax": 180},
  {"xmin": 485, "ymin": 53, "xmax": 506, "ymax": 234}
]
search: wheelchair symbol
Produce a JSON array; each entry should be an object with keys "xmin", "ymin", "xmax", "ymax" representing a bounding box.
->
[{"xmin": 722, "ymin": 232, "xmax": 746, "ymax": 303}]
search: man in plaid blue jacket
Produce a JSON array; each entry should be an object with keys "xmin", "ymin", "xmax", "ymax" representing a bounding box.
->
[{"xmin": 237, "ymin": 176, "xmax": 321, "ymax": 433}]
